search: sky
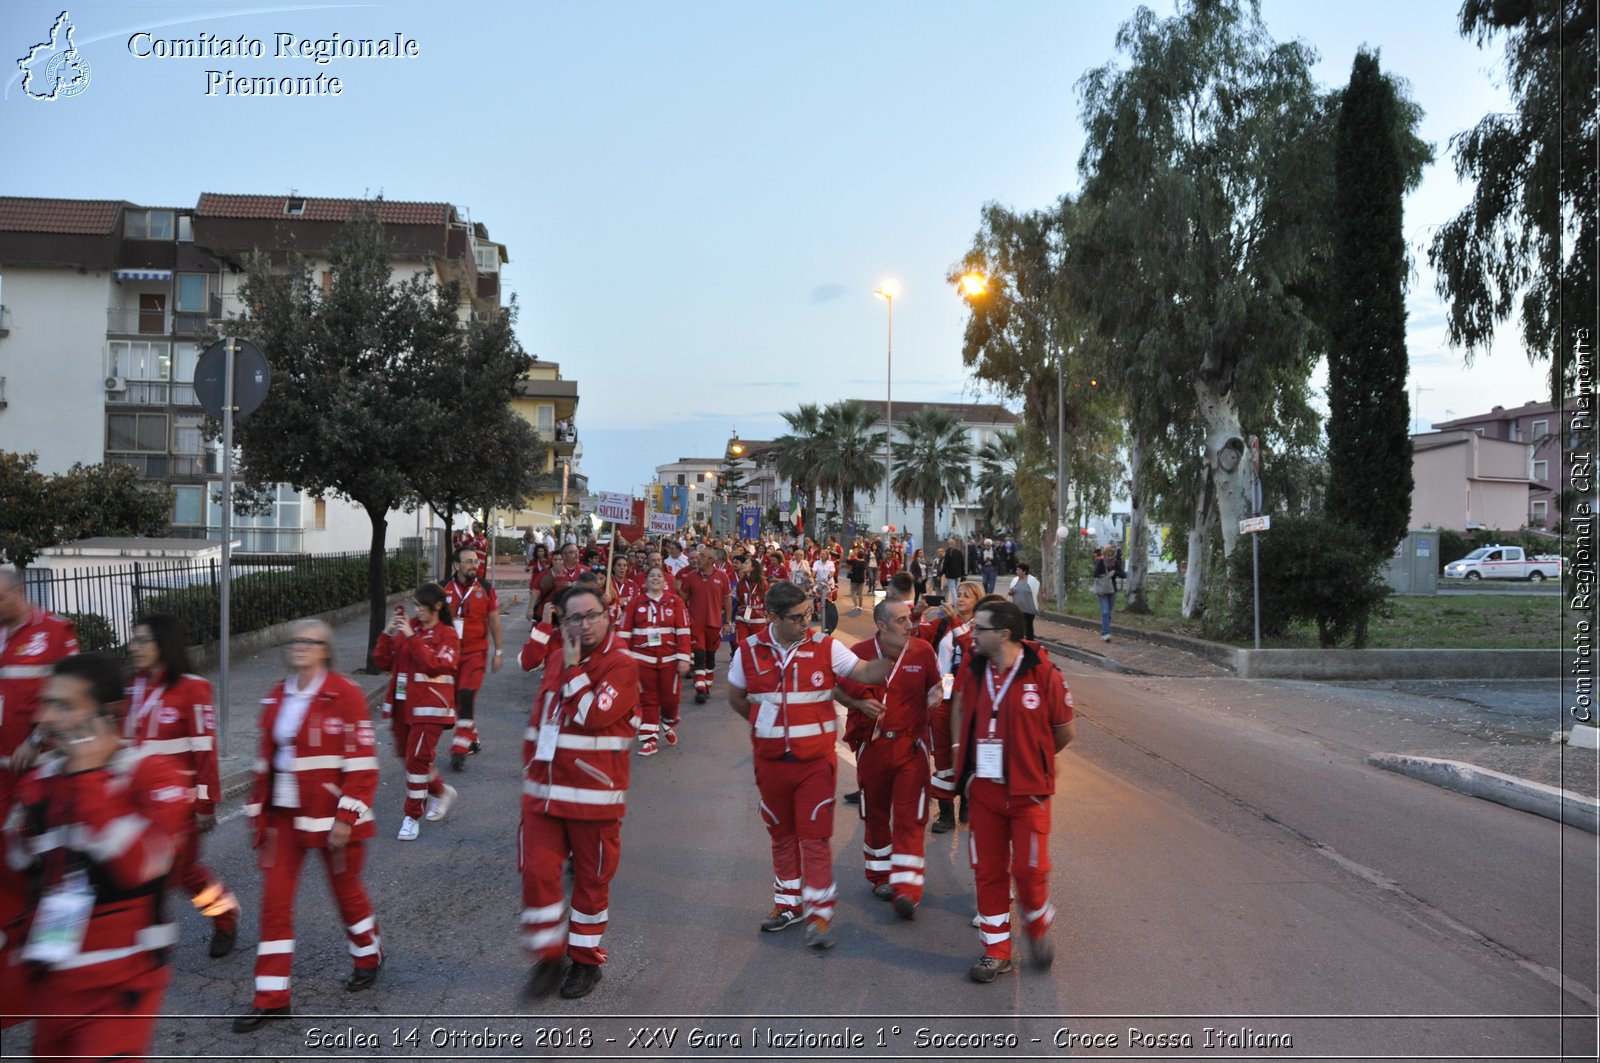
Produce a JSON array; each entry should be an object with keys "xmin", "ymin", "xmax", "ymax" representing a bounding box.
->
[{"xmin": 1, "ymin": 0, "xmax": 1549, "ymax": 499}]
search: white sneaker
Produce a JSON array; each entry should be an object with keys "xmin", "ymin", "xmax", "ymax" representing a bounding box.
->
[
  {"xmin": 397, "ymin": 816, "xmax": 420, "ymax": 841},
  {"xmin": 1101, "ymin": 633, "xmax": 1111, "ymax": 642},
  {"xmin": 424, "ymin": 783, "xmax": 458, "ymax": 822}
]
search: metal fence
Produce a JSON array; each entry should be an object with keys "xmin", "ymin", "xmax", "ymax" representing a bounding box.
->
[{"xmin": 24, "ymin": 547, "xmax": 430, "ymax": 653}]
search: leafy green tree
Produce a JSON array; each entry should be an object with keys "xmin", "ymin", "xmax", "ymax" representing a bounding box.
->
[
  {"xmin": 771, "ymin": 403, "xmax": 826, "ymax": 540},
  {"xmin": 973, "ymin": 429, "xmax": 1024, "ymax": 539},
  {"xmin": 1076, "ymin": 0, "xmax": 1328, "ymax": 617},
  {"xmin": 0, "ymin": 451, "xmax": 55, "ymax": 571},
  {"xmin": 890, "ymin": 407, "xmax": 973, "ymax": 552},
  {"xmin": 1428, "ymin": 0, "xmax": 1596, "ymax": 397},
  {"xmin": 0, "ymin": 452, "xmax": 172, "ymax": 572},
  {"xmin": 222, "ymin": 203, "xmax": 506, "ymax": 666},
  {"xmin": 815, "ymin": 400, "xmax": 883, "ymax": 536},
  {"xmin": 1226, "ymin": 514, "xmax": 1390, "ymax": 647},
  {"xmin": 1325, "ymin": 50, "xmax": 1415, "ymax": 556}
]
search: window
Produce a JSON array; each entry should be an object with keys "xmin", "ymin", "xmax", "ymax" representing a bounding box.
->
[
  {"xmin": 107, "ymin": 412, "xmax": 168, "ymax": 452},
  {"xmin": 1532, "ymin": 500, "xmax": 1548, "ymax": 525},
  {"xmin": 177, "ymin": 215, "xmax": 193, "ymax": 242},
  {"xmin": 474, "ymin": 246, "xmax": 500, "ymax": 273},
  {"xmin": 207, "ymin": 482, "xmax": 304, "ymax": 551},
  {"xmin": 314, "ymin": 499, "xmax": 327, "ymax": 530},
  {"xmin": 1533, "ymin": 459, "xmax": 1549, "ymax": 482},
  {"xmin": 173, "ymin": 414, "xmax": 204, "ymax": 456},
  {"xmin": 176, "ymin": 274, "xmax": 208, "ymax": 312},
  {"xmin": 285, "ymin": 199, "xmax": 306, "ymax": 216},
  {"xmin": 1531, "ymin": 419, "xmax": 1549, "ymax": 439},
  {"xmin": 107, "ymin": 340, "xmax": 171, "ymax": 381},
  {"xmin": 676, "ymin": 474, "xmax": 685, "ymax": 485},
  {"xmin": 123, "ymin": 209, "xmax": 175, "ymax": 240},
  {"xmin": 174, "ymin": 344, "xmax": 200, "ymax": 385},
  {"xmin": 173, "ymin": 486, "xmax": 203, "ymax": 526},
  {"xmin": 1508, "ymin": 421, "xmax": 1521, "ymax": 441},
  {"xmin": 320, "ymin": 270, "xmax": 332, "ymax": 296},
  {"xmin": 536, "ymin": 404, "xmax": 554, "ymax": 435}
]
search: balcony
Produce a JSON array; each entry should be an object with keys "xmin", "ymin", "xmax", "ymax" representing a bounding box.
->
[
  {"xmin": 107, "ymin": 307, "xmax": 172, "ymax": 335},
  {"xmin": 103, "ymin": 381, "xmax": 200, "ymax": 407},
  {"xmin": 0, "ymin": 376, "xmax": 7, "ymax": 409},
  {"xmin": 528, "ymin": 471, "xmax": 588, "ymax": 497}
]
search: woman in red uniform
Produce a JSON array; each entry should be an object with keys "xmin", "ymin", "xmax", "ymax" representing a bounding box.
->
[
  {"xmin": 734, "ymin": 556, "xmax": 769, "ymax": 645},
  {"xmin": 125, "ymin": 613, "xmax": 240, "ymax": 958},
  {"xmin": 374, "ymin": 584, "xmax": 459, "ymax": 841},
  {"xmin": 616, "ymin": 566, "xmax": 690, "ymax": 755}
]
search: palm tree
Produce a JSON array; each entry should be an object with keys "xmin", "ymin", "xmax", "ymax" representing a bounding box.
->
[
  {"xmin": 771, "ymin": 403, "xmax": 826, "ymax": 539},
  {"xmin": 975, "ymin": 429, "xmax": 1025, "ymax": 536},
  {"xmin": 816, "ymin": 400, "xmax": 884, "ymax": 537},
  {"xmin": 891, "ymin": 406, "xmax": 973, "ymax": 552}
]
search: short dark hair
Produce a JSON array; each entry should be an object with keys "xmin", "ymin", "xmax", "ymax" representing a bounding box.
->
[
  {"xmin": 765, "ymin": 580, "xmax": 807, "ymax": 616},
  {"xmin": 976, "ymin": 601, "xmax": 1025, "ymax": 644},
  {"xmin": 452, "ymin": 544, "xmax": 479, "ymax": 563},
  {"xmin": 1016, "ymin": 562, "xmax": 1030, "ymax": 575},
  {"xmin": 416, "ymin": 582, "xmax": 453, "ymax": 624},
  {"xmin": 555, "ymin": 585, "xmax": 604, "ymax": 616},
  {"xmin": 134, "ymin": 613, "xmax": 193, "ymax": 679},
  {"xmin": 889, "ymin": 572, "xmax": 914, "ymax": 596},
  {"xmin": 53, "ymin": 652, "xmax": 125, "ymax": 709}
]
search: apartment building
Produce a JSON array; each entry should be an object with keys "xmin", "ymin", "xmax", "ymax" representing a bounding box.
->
[{"xmin": 1431, "ymin": 399, "xmax": 1579, "ymax": 528}]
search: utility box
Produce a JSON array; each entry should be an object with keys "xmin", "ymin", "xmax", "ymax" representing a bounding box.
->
[{"xmin": 1385, "ymin": 530, "xmax": 1439, "ymax": 595}]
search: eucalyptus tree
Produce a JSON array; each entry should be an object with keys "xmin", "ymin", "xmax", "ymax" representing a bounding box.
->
[{"xmin": 891, "ymin": 407, "xmax": 973, "ymax": 553}]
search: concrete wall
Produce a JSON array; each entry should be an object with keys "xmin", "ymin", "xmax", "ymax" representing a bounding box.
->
[
  {"xmin": 1411, "ymin": 444, "xmax": 1468, "ymax": 529},
  {"xmin": 1236, "ymin": 648, "xmax": 1560, "ymax": 680},
  {"xmin": 0, "ymin": 266, "xmax": 113, "ymax": 472}
]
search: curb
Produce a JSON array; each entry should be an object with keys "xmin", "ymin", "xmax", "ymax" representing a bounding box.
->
[
  {"xmin": 1369, "ymin": 753, "xmax": 1599, "ymax": 834},
  {"xmin": 1037, "ymin": 609, "xmax": 1237, "ymax": 670}
]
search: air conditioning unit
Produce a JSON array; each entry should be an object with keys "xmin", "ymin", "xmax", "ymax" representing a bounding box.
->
[{"xmin": 104, "ymin": 376, "xmax": 126, "ymax": 392}]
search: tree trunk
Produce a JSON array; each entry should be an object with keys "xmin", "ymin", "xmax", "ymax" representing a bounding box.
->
[
  {"xmin": 1125, "ymin": 426, "xmax": 1150, "ymax": 613},
  {"xmin": 364, "ymin": 503, "xmax": 390, "ymax": 672},
  {"xmin": 921, "ymin": 504, "xmax": 936, "ymax": 569},
  {"xmin": 1195, "ymin": 373, "xmax": 1252, "ymax": 560},
  {"xmin": 1180, "ymin": 481, "xmax": 1214, "ymax": 619},
  {"xmin": 804, "ymin": 487, "xmax": 818, "ymax": 542}
]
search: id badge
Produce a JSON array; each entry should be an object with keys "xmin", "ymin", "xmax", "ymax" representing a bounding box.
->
[
  {"xmin": 941, "ymin": 674, "xmax": 955, "ymax": 700},
  {"xmin": 755, "ymin": 702, "xmax": 778, "ymax": 731},
  {"xmin": 975, "ymin": 738, "xmax": 1005, "ymax": 780},
  {"xmin": 454, "ymin": 618, "xmax": 465, "ymax": 639},
  {"xmin": 646, "ymin": 629, "xmax": 662, "ymax": 647},
  {"xmin": 395, "ymin": 673, "xmax": 408, "ymax": 701},
  {"xmin": 534, "ymin": 720, "xmax": 559, "ymax": 763},
  {"xmin": 272, "ymin": 769, "xmax": 301, "ymax": 808},
  {"xmin": 22, "ymin": 872, "xmax": 94, "ymax": 965}
]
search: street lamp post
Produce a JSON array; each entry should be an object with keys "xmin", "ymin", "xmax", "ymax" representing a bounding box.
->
[{"xmin": 875, "ymin": 281, "xmax": 897, "ymax": 558}]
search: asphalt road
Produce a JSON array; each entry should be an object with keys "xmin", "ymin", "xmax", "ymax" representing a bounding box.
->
[{"xmin": 39, "ymin": 608, "xmax": 1593, "ymax": 1062}]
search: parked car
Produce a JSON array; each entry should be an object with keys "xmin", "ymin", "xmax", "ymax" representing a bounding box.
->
[{"xmin": 1442, "ymin": 545, "xmax": 1563, "ymax": 581}]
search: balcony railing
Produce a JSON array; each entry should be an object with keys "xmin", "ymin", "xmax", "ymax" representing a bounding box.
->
[
  {"xmin": 103, "ymin": 381, "xmax": 197, "ymax": 406},
  {"xmin": 107, "ymin": 307, "xmax": 171, "ymax": 335}
]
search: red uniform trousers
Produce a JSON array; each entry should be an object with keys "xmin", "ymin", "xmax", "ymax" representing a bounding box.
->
[
  {"xmin": 519, "ymin": 802, "xmax": 620, "ymax": 967},
  {"xmin": 31, "ymin": 964, "xmax": 169, "ymax": 1062},
  {"xmin": 635, "ymin": 662, "xmax": 682, "ymax": 737},
  {"xmin": 0, "ymin": 856, "xmax": 29, "ymax": 1029},
  {"xmin": 754, "ymin": 755, "xmax": 837, "ymax": 922},
  {"xmin": 857, "ymin": 735, "xmax": 931, "ymax": 904},
  {"xmin": 689, "ymin": 625, "xmax": 722, "ymax": 696},
  {"xmin": 175, "ymin": 825, "xmax": 239, "ymax": 934},
  {"xmin": 928, "ymin": 699, "xmax": 956, "ymax": 796},
  {"xmin": 392, "ymin": 717, "xmax": 447, "ymax": 820},
  {"xmin": 734, "ymin": 619, "xmax": 767, "ymax": 645},
  {"xmin": 252, "ymin": 812, "xmax": 380, "ymax": 1009},
  {"xmin": 450, "ymin": 650, "xmax": 488, "ymax": 757},
  {"xmin": 965, "ymin": 778, "xmax": 1055, "ymax": 961}
]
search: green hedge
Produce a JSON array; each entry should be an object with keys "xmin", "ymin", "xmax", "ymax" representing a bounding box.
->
[
  {"xmin": 141, "ymin": 554, "xmax": 423, "ymax": 647},
  {"xmin": 1223, "ymin": 515, "xmax": 1391, "ymax": 647},
  {"xmin": 63, "ymin": 611, "xmax": 120, "ymax": 653}
]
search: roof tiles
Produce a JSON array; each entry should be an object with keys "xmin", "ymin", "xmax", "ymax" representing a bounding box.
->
[
  {"xmin": 0, "ymin": 197, "xmax": 127, "ymax": 234},
  {"xmin": 197, "ymin": 194, "xmax": 452, "ymax": 226}
]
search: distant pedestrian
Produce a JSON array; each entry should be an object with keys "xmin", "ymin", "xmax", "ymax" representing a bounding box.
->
[
  {"xmin": 980, "ymin": 539, "xmax": 998, "ymax": 595},
  {"xmin": 1008, "ymin": 563, "xmax": 1040, "ymax": 642},
  {"xmin": 445, "ymin": 547, "xmax": 503, "ymax": 772},
  {"xmin": 1092, "ymin": 546, "xmax": 1120, "ymax": 642},
  {"xmin": 939, "ymin": 538, "xmax": 966, "ymax": 602},
  {"xmin": 375, "ymin": 584, "xmax": 460, "ymax": 840}
]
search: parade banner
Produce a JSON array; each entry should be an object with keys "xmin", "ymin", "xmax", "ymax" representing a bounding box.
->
[
  {"xmin": 616, "ymin": 499, "xmax": 648, "ymax": 543},
  {"xmin": 595, "ymin": 491, "xmax": 633, "ymax": 523},
  {"xmin": 648, "ymin": 511, "xmax": 680, "ymax": 535},
  {"xmin": 738, "ymin": 505, "xmax": 761, "ymax": 540}
]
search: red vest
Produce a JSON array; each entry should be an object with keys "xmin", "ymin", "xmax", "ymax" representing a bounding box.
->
[
  {"xmin": 0, "ymin": 609, "xmax": 80, "ymax": 758},
  {"xmin": 736, "ymin": 630, "xmax": 841, "ymax": 762},
  {"xmin": 522, "ymin": 632, "xmax": 639, "ymax": 821}
]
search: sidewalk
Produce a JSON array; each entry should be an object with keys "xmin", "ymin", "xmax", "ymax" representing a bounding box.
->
[{"xmin": 1032, "ymin": 607, "xmax": 1598, "ymax": 829}]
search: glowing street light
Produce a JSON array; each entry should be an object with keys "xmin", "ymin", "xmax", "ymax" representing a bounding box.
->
[{"xmin": 875, "ymin": 281, "xmax": 897, "ymax": 557}]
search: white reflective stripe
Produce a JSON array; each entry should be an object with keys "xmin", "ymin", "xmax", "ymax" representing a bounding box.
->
[
  {"xmin": 889, "ymin": 871, "xmax": 925, "ymax": 885},
  {"xmin": 864, "ymin": 843, "xmax": 892, "ymax": 857},
  {"xmin": 977, "ymin": 912, "xmax": 1008, "ymax": 926},
  {"xmin": 525, "ymin": 928, "xmax": 565, "ymax": 949},
  {"xmin": 1024, "ymin": 902, "xmax": 1056, "ymax": 924},
  {"xmin": 190, "ymin": 735, "xmax": 215, "ymax": 751},
  {"xmin": 630, "ymin": 626, "xmax": 675, "ymax": 637},
  {"xmin": 556, "ymin": 735, "xmax": 632, "ymax": 751},
  {"xmin": 774, "ymin": 893, "xmax": 801, "ymax": 905},
  {"xmin": 573, "ymin": 692, "xmax": 595, "ymax": 726},
  {"xmin": 406, "ymin": 789, "xmax": 428, "ymax": 799},
  {"xmin": 292, "ymin": 816, "xmax": 335, "ymax": 832},
  {"xmin": 562, "ymin": 673, "xmax": 592, "ymax": 698},
  {"xmin": 801, "ymin": 885, "xmax": 836, "ymax": 902},
  {"xmin": 336, "ymin": 795, "xmax": 367, "ymax": 813},
  {"xmin": 674, "ymin": 627, "xmax": 690, "ymax": 635},
  {"xmin": 417, "ymin": 673, "xmax": 455, "ymax": 685},
  {"xmin": 528, "ymin": 628, "xmax": 551, "ymax": 644},
  {"xmin": 523, "ymin": 727, "xmax": 541, "ymax": 742},
  {"xmin": 411, "ymin": 706, "xmax": 454, "ymax": 718},
  {"xmin": 138, "ymin": 737, "xmax": 194, "ymax": 756},
  {"xmin": 255, "ymin": 976, "xmax": 292, "ymax": 991},
  {"xmin": 341, "ymin": 757, "xmax": 379, "ymax": 772},
  {"xmin": 405, "ymin": 774, "xmax": 432, "ymax": 784},
  {"xmin": 568, "ymin": 932, "xmax": 603, "ymax": 947},
  {"xmin": 257, "ymin": 939, "xmax": 295, "ymax": 955},
  {"xmin": 291, "ymin": 755, "xmax": 341, "ymax": 772},
  {"xmin": 776, "ymin": 877, "xmax": 801, "ymax": 889},
  {"xmin": 50, "ymin": 923, "xmax": 177, "ymax": 970},
  {"xmin": 0, "ymin": 664, "xmax": 52, "ymax": 679},
  {"xmin": 749, "ymin": 689, "xmax": 834, "ymax": 704},
  {"xmin": 82, "ymin": 814, "xmax": 147, "ymax": 862},
  {"xmin": 980, "ymin": 929, "xmax": 1011, "ymax": 944},
  {"xmin": 347, "ymin": 916, "xmax": 375, "ymax": 935},
  {"xmin": 625, "ymin": 650, "xmax": 659, "ymax": 663},
  {"xmin": 522, "ymin": 902, "xmax": 566, "ymax": 923},
  {"xmin": 195, "ymin": 784, "xmax": 211, "ymax": 801},
  {"xmin": 243, "ymin": 803, "xmax": 263, "ymax": 818},
  {"xmin": 752, "ymin": 721, "xmax": 835, "ymax": 739},
  {"xmin": 570, "ymin": 907, "xmax": 608, "ymax": 924},
  {"xmin": 348, "ymin": 941, "xmax": 381, "ymax": 957},
  {"xmin": 521, "ymin": 781, "xmax": 627, "ymax": 805},
  {"xmin": 864, "ymin": 859, "xmax": 892, "ymax": 871},
  {"xmin": 671, "ymin": 653, "xmax": 692, "ymax": 663},
  {"xmin": 891, "ymin": 853, "xmax": 926, "ymax": 868}
]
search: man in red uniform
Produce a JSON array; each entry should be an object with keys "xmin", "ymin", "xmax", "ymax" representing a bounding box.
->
[
  {"xmin": 6, "ymin": 653, "xmax": 188, "ymax": 1059},
  {"xmin": 521, "ymin": 586, "xmax": 639, "ymax": 1000},
  {"xmin": 616, "ymin": 566, "xmax": 691, "ymax": 754},
  {"xmin": 444, "ymin": 546, "xmax": 502, "ymax": 772},
  {"xmin": 952, "ymin": 600, "xmax": 1075, "ymax": 983},
  {"xmin": 930, "ymin": 579, "xmax": 983, "ymax": 833},
  {"xmin": 675, "ymin": 548, "xmax": 733, "ymax": 704},
  {"xmin": 726, "ymin": 582, "xmax": 890, "ymax": 950},
  {"xmin": 832, "ymin": 598, "xmax": 942, "ymax": 918},
  {"xmin": 0, "ymin": 569, "xmax": 80, "ymax": 1028}
]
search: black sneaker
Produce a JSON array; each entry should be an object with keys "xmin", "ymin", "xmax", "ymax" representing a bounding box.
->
[
  {"xmin": 968, "ymin": 955, "xmax": 1015, "ymax": 983},
  {"xmin": 468, "ymin": 741, "xmax": 481, "ymax": 754},
  {"xmin": 345, "ymin": 959, "xmax": 382, "ymax": 992},
  {"xmin": 760, "ymin": 907, "xmax": 803, "ymax": 933},
  {"xmin": 208, "ymin": 926, "xmax": 237, "ymax": 959},
  {"xmin": 524, "ymin": 960, "xmax": 564, "ymax": 1000},
  {"xmin": 559, "ymin": 962, "xmax": 603, "ymax": 999},
  {"xmin": 892, "ymin": 894, "xmax": 917, "ymax": 920},
  {"xmin": 693, "ymin": 691, "xmax": 709, "ymax": 704},
  {"xmin": 872, "ymin": 882, "xmax": 894, "ymax": 901},
  {"xmin": 930, "ymin": 801, "xmax": 956, "ymax": 834},
  {"xmin": 842, "ymin": 790, "xmax": 861, "ymax": 806},
  {"xmin": 1025, "ymin": 931, "xmax": 1055, "ymax": 970},
  {"xmin": 450, "ymin": 753, "xmax": 466, "ymax": 773},
  {"xmin": 232, "ymin": 1006, "xmax": 291, "ymax": 1033}
]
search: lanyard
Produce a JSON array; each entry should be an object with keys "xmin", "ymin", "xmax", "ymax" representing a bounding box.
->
[
  {"xmin": 984, "ymin": 653, "xmax": 1023, "ymax": 737},
  {"xmin": 128, "ymin": 676, "xmax": 152, "ymax": 737}
]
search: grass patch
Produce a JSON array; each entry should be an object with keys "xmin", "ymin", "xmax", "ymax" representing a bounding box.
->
[{"xmin": 1045, "ymin": 577, "xmax": 1561, "ymax": 650}]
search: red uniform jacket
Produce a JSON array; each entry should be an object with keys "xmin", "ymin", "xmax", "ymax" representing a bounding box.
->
[
  {"xmin": 676, "ymin": 567, "xmax": 731, "ymax": 629},
  {"xmin": 837, "ymin": 635, "xmax": 940, "ymax": 752},
  {"xmin": 124, "ymin": 671, "xmax": 221, "ymax": 816},
  {"xmin": 519, "ymin": 621, "xmax": 558, "ymax": 673},
  {"xmin": 735, "ymin": 629, "xmax": 848, "ymax": 762},
  {"xmin": 735, "ymin": 578, "xmax": 769, "ymax": 627},
  {"xmin": 445, "ymin": 577, "xmax": 498, "ymax": 655},
  {"xmin": 5, "ymin": 747, "xmax": 188, "ymax": 990},
  {"xmin": 245, "ymin": 672, "xmax": 379, "ymax": 846},
  {"xmin": 522, "ymin": 632, "xmax": 640, "ymax": 821},
  {"xmin": 0, "ymin": 609, "xmax": 81, "ymax": 759},
  {"xmin": 373, "ymin": 622, "xmax": 459, "ymax": 726},
  {"xmin": 617, "ymin": 592, "xmax": 691, "ymax": 669},
  {"xmin": 954, "ymin": 643, "xmax": 1074, "ymax": 797}
]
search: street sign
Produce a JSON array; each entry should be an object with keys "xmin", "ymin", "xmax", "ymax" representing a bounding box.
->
[
  {"xmin": 194, "ymin": 338, "xmax": 270, "ymax": 419},
  {"xmin": 648, "ymin": 511, "xmax": 679, "ymax": 535},
  {"xmin": 1240, "ymin": 515, "xmax": 1271, "ymax": 535},
  {"xmin": 595, "ymin": 491, "xmax": 632, "ymax": 522}
]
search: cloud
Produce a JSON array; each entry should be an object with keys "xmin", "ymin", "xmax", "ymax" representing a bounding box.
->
[{"xmin": 810, "ymin": 283, "xmax": 847, "ymax": 304}]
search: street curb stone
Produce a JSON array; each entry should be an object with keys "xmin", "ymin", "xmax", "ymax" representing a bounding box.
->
[{"xmin": 1369, "ymin": 753, "xmax": 1599, "ymax": 834}]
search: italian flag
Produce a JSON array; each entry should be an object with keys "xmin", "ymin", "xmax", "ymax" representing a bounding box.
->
[{"xmin": 792, "ymin": 498, "xmax": 804, "ymax": 532}]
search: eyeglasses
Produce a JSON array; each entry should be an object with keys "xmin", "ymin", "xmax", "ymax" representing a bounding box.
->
[
  {"xmin": 780, "ymin": 609, "xmax": 812, "ymax": 623},
  {"xmin": 970, "ymin": 624, "xmax": 1000, "ymax": 633},
  {"xmin": 286, "ymin": 638, "xmax": 327, "ymax": 647},
  {"xmin": 563, "ymin": 611, "xmax": 607, "ymax": 626},
  {"xmin": 128, "ymin": 635, "xmax": 155, "ymax": 646}
]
